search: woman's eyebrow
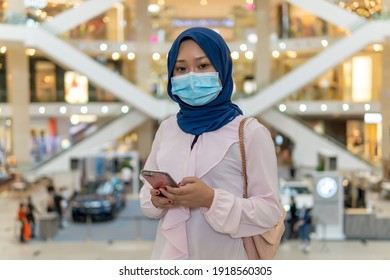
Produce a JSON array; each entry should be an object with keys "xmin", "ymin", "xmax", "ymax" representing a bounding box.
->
[
  {"xmin": 194, "ymin": 55, "xmax": 208, "ymax": 61},
  {"xmin": 175, "ymin": 56, "xmax": 208, "ymax": 63}
]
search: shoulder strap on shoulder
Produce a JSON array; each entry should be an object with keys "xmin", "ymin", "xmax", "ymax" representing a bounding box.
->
[{"xmin": 239, "ymin": 117, "xmax": 249, "ymax": 198}]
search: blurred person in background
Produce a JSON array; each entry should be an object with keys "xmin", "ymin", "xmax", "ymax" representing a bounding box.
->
[
  {"xmin": 289, "ymin": 196, "xmax": 298, "ymax": 239},
  {"xmin": 296, "ymin": 206, "xmax": 312, "ymax": 253},
  {"xmin": 26, "ymin": 195, "xmax": 40, "ymax": 238},
  {"xmin": 17, "ymin": 202, "xmax": 30, "ymax": 243}
]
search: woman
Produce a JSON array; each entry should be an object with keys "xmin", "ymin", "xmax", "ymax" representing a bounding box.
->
[{"xmin": 140, "ymin": 27, "xmax": 282, "ymax": 259}]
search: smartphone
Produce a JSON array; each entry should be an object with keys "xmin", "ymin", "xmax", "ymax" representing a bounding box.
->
[{"xmin": 140, "ymin": 170, "xmax": 178, "ymax": 195}]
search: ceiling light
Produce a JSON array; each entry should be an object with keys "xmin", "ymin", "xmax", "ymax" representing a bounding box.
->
[
  {"xmin": 231, "ymin": 51, "xmax": 239, "ymax": 60},
  {"xmin": 24, "ymin": 0, "xmax": 47, "ymax": 9},
  {"xmin": 112, "ymin": 52, "xmax": 120, "ymax": 60},
  {"xmin": 127, "ymin": 52, "xmax": 136, "ymax": 60},
  {"xmin": 275, "ymin": 135, "xmax": 283, "ymax": 145},
  {"xmin": 121, "ymin": 105, "xmax": 129, "ymax": 114},
  {"xmin": 244, "ymin": 51, "xmax": 254, "ymax": 60},
  {"xmin": 272, "ymin": 50, "xmax": 280, "ymax": 58},
  {"xmin": 101, "ymin": 106, "xmax": 109, "ymax": 114},
  {"xmin": 38, "ymin": 106, "xmax": 45, "ymax": 114},
  {"xmin": 279, "ymin": 104, "xmax": 287, "ymax": 112},
  {"xmin": 373, "ymin": 44, "xmax": 383, "ymax": 52},
  {"xmin": 70, "ymin": 115, "xmax": 80, "ymax": 125},
  {"xmin": 26, "ymin": 48, "xmax": 36, "ymax": 56},
  {"xmin": 286, "ymin": 50, "xmax": 297, "ymax": 58},
  {"xmin": 120, "ymin": 44, "xmax": 128, "ymax": 52},
  {"xmin": 80, "ymin": 106, "xmax": 88, "ymax": 114},
  {"xmin": 59, "ymin": 106, "xmax": 67, "ymax": 114},
  {"xmin": 61, "ymin": 139, "xmax": 71, "ymax": 149},
  {"xmin": 147, "ymin": 4, "xmax": 160, "ymax": 13},
  {"xmin": 99, "ymin": 43, "xmax": 108, "ymax": 52},
  {"xmin": 239, "ymin": 44, "xmax": 248, "ymax": 52},
  {"xmin": 247, "ymin": 34, "xmax": 257, "ymax": 44},
  {"xmin": 364, "ymin": 113, "xmax": 382, "ymax": 124}
]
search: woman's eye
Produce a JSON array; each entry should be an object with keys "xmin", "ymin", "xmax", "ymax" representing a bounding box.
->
[
  {"xmin": 199, "ymin": 63, "xmax": 209, "ymax": 70},
  {"xmin": 175, "ymin": 66, "xmax": 186, "ymax": 73}
]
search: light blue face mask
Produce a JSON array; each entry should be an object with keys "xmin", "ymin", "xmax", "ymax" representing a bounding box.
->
[{"xmin": 171, "ymin": 72, "xmax": 222, "ymax": 106}]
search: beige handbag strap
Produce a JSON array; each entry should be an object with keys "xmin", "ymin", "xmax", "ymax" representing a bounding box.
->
[{"xmin": 239, "ymin": 117, "xmax": 249, "ymax": 199}]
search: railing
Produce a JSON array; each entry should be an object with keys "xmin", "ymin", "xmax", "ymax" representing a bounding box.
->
[
  {"xmin": 281, "ymin": 108, "xmax": 381, "ymax": 169},
  {"xmin": 29, "ymin": 111, "xmax": 125, "ymax": 171}
]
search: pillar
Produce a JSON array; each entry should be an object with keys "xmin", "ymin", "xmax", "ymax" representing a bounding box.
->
[
  {"xmin": 135, "ymin": 0, "xmax": 153, "ymax": 93},
  {"xmin": 106, "ymin": 3, "xmax": 124, "ymax": 41},
  {"xmin": 6, "ymin": 44, "xmax": 31, "ymax": 171},
  {"xmin": 381, "ymin": 41, "xmax": 390, "ymax": 179},
  {"xmin": 132, "ymin": 1, "xmax": 155, "ymax": 184},
  {"xmin": 255, "ymin": 0, "xmax": 271, "ymax": 91}
]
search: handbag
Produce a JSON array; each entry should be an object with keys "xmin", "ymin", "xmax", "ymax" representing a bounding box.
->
[{"xmin": 239, "ymin": 117, "xmax": 286, "ymax": 260}]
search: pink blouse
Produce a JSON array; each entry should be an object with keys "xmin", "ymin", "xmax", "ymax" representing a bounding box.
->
[{"xmin": 139, "ymin": 115, "xmax": 282, "ymax": 259}]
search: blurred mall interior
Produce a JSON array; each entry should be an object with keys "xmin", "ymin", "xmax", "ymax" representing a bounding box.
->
[{"xmin": 0, "ymin": 0, "xmax": 390, "ymax": 259}]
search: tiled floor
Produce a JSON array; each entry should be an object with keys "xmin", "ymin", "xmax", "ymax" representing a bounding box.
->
[
  {"xmin": 2, "ymin": 236, "xmax": 390, "ymax": 260},
  {"xmin": 1, "ymin": 180, "xmax": 390, "ymax": 260}
]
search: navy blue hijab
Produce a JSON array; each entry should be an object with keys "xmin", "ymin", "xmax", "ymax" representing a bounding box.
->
[{"xmin": 167, "ymin": 27, "xmax": 242, "ymax": 135}]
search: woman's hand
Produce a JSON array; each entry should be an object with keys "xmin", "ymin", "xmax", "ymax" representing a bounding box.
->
[
  {"xmin": 160, "ymin": 177, "xmax": 214, "ymax": 208},
  {"xmin": 150, "ymin": 188, "xmax": 174, "ymax": 209}
]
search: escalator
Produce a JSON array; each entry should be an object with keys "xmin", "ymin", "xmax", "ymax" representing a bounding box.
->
[
  {"xmin": 0, "ymin": 24, "xmax": 177, "ymax": 120},
  {"xmin": 260, "ymin": 108, "xmax": 378, "ymax": 171},
  {"xmin": 236, "ymin": 20, "xmax": 390, "ymax": 116},
  {"xmin": 41, "ymin": 0, "xmax": 124, "ymax": 35},
  {"xmin": 286, "ymin": 0, "xmax": 367, "ymax": 31},
  {"xmin": 25, "ymin": 110, "xmax": 149, "ymax": 177}
]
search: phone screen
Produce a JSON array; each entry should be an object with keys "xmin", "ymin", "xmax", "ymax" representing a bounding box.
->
[{"xmin": 140, "ymin": 170, "xmax": 178, "ymax": 192}]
